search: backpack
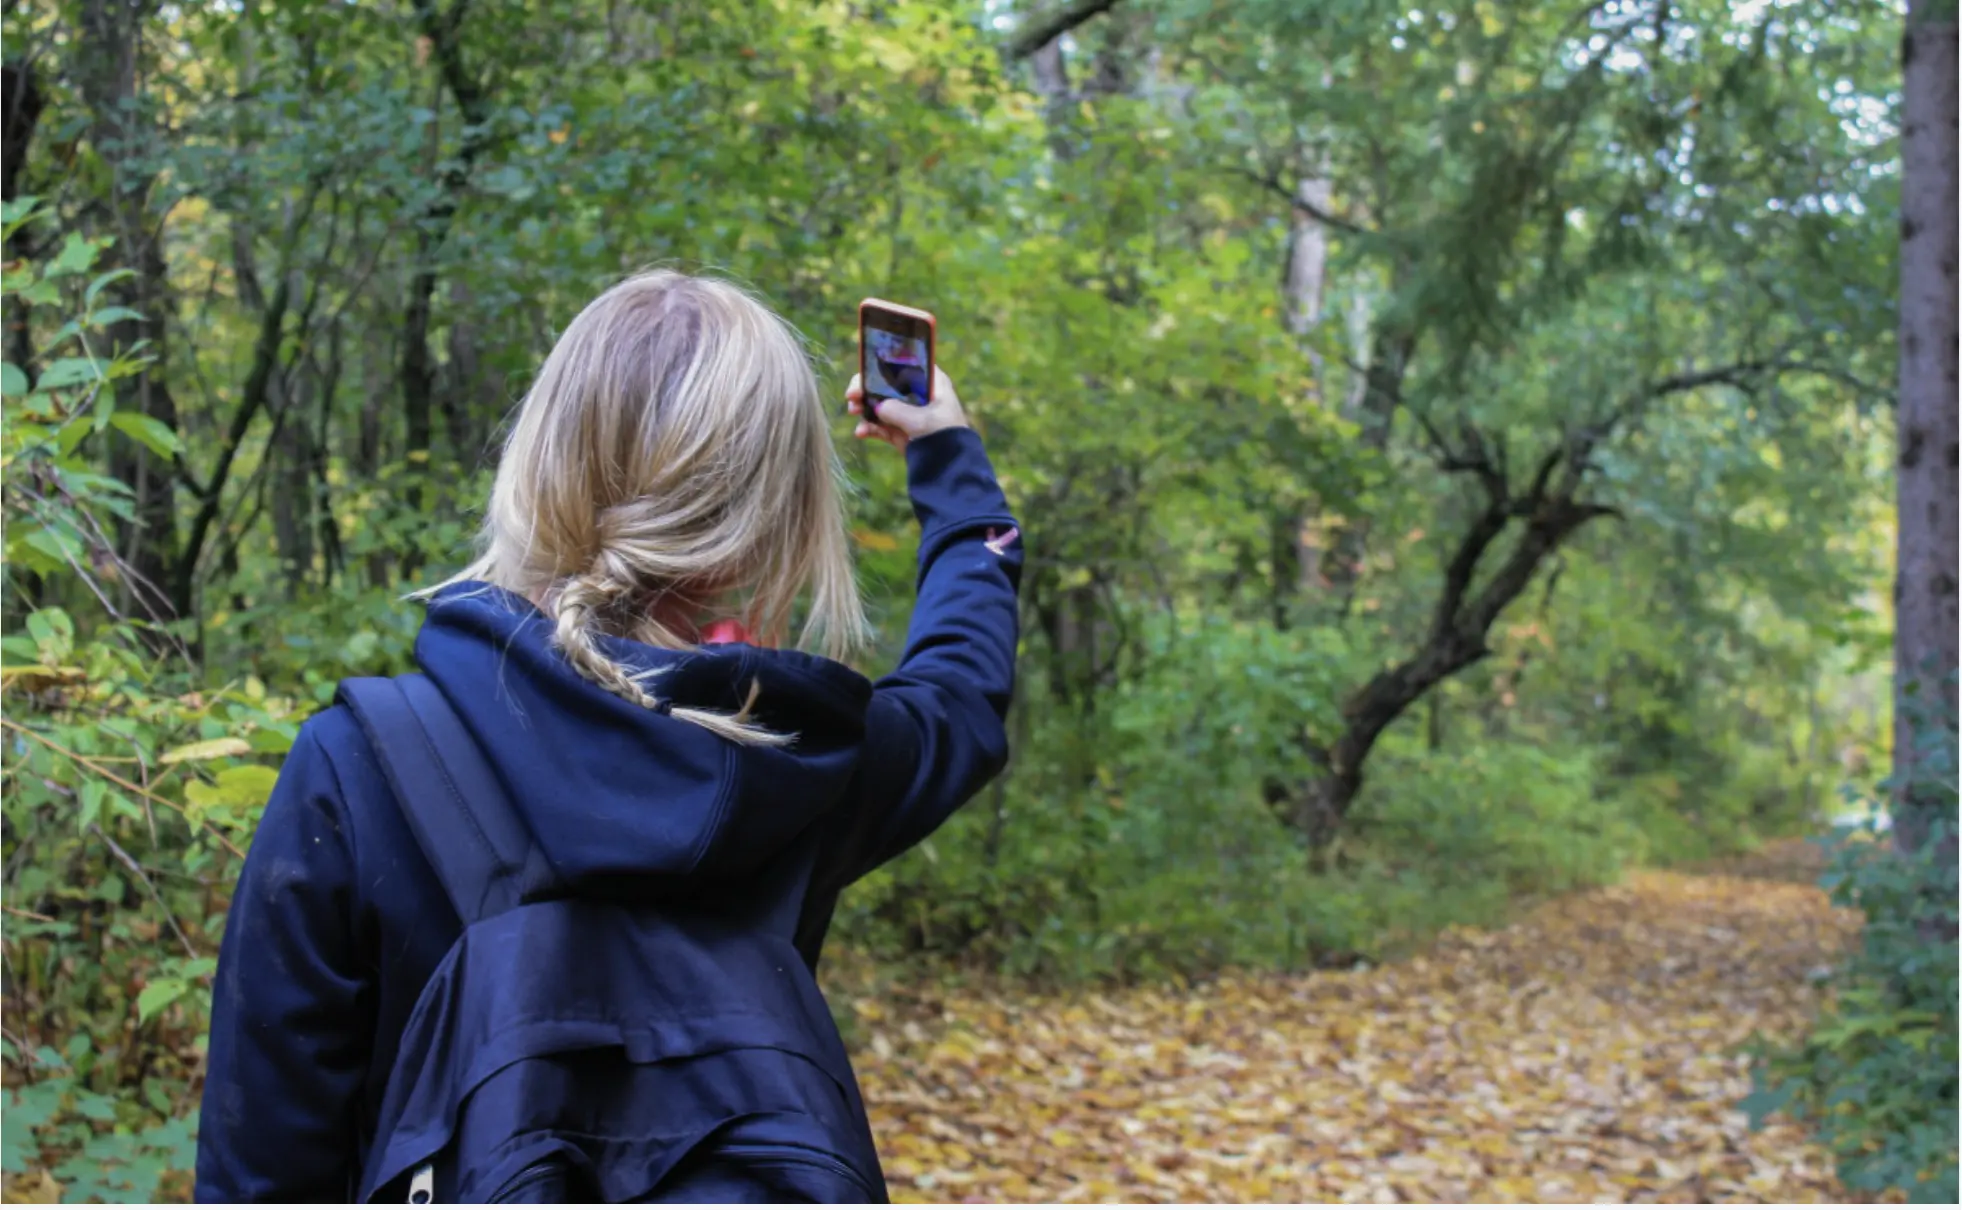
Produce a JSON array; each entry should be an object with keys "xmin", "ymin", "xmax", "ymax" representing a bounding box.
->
[{"xmin": 336, "ymin": 675, "xmax": 888, "ymax": 1204}]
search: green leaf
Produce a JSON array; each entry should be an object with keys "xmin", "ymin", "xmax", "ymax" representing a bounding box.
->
[
  {"xmin": 159, "ymin": 737, "xmax": 251, "ymax": 764},
  {"xmin": 85, "ymin": 267, "xmax": 135, "ymax": 306},
  {"xmin": 46, "ymin": 232, "xmax": 101, "ymax": 279},
  {"xmin": 72, "ymin": 1090, "xmax": 118, "ymax": 1123},
  {"xmin": 108, "ymin": 410, "xmax": 180, "ymax": 457},
  {"xmin": 1, "ymin": 361, "xmax": 27, "ymax": 397},
  {"xmin": 135, "ymin": 978, "xmax": 188, "ymax": 1025},
  {"xmin": 184, "ymin": 764, "xmax": 280, "ymax": 811},
  {"xmin": 248, "ymin": 727, "xmax": 296, "ymax": 755},
  {"xmin": 21, "ymin": 527, "xmax": 82, "ymax": 571},
  {"xmin": 0, "ymin": 194, "xmax": 39, "ymax": 227},
  {"xmin": 35, "ymin": 357, "xmax": 105, "ymax": 391},
  {"xmin": 88, "ymin": 305, "xmax": 144, "ymax": 327},
  {"xmin": 24, "ymin": 607, "xmax": 75, "ymax": 663},
  {"xmin": 93, "ymin": 374, "xmax": 117, "ymax": 431},
  {"xmin": 80, "ymin": 780, "xmax": 106, "ymax": 831},
  {"xmin": 56, "ymin": 414, "xmax": 93, "ymax": 455}
]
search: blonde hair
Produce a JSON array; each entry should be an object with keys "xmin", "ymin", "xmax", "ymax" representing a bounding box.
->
[{"xmin": 432, "ymin": 269, "xmax": 866, "ymax": 745}]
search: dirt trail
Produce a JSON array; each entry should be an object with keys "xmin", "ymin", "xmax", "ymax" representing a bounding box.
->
[{"xmin": 853, "ymin": 843, "xmax": 1865, "ymax": 1203}]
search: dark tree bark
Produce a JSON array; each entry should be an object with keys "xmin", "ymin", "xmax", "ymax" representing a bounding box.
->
[
  {"xmin": 76, "ymin": 0, "xmax": 181, "ymax": 621},
  {"xmin": 3, "ymin": 58, "xmax": 46, "ymax": 380},
  {"xmin": 172, "ymin": 180, "xmax": 319, "ymax": 612},
  {"xmin": 1005, "ymin": 0, "xmax": 1126, "ymax": 61},
  {"xmin": 403, "ymin": 0, "xmax": 494, "ymax": 526},
  {"xmin": 2, "ymin": 60, "xmax": 43, "ymax": 204},
  {"xmin": 270, "ymin": 372, "xmax": 313, "ymax": 596},
  {"xmin": 1894, "ymin": 2, "xmax": 1959, "ymax": 860},
  {"xmin": 440, "ymin": 278, "xmax": 488, "ymax": 471}
]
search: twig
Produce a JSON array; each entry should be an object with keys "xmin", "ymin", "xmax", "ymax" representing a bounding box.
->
[
  {"xmin": 0, "ymin": 717, "xmax": 247, "ymax": 859},
  {"xmin": 3, "ymin": 904, "xmax": 57, "ymax": 923},
  {"xmin": 89, "ymin": 823, "xmax": 198, "ymax": 959},
  {"xmin": 1230, "ymin": 166, "xmax": 1377, "ymax": 237}
]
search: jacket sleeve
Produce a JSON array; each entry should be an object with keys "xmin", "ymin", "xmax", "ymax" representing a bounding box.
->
[
  {"xmin": 195, "ymin": 728, "xmax": 373, "ymax": 1203},
  {"xmin": 831, "ymin": 427, "xmax": 1023, "ymax": 887}
]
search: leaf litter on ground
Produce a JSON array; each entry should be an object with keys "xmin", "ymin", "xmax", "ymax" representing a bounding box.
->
[{"xmin": 852, "ymin": 842, "xmax": 1878, "ymax": 1203}]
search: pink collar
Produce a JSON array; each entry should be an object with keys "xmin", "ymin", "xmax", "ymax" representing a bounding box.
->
[{"xmin": 700, "ymin": 619, "xmax": 757, "ymax": 646}]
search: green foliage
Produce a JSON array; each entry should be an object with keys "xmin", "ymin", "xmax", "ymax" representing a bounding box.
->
[
  {"xmin": 1747, "ymin": 707, "xmax": 1959, "ymax": 1203},
  {"xmin": 833, "ymin": 611, "xmax": 1830, "ymax": 984},
  {"xmin": 2, "ymin": 209, "xmax": 297, "ymax": 1197},
  {"xmin": 2, "ymin": 1042, "xmax": 199, "ymax": 1203}
]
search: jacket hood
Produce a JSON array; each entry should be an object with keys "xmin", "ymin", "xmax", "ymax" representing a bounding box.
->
[{"xmin": 412, "ymin": 583, "xmax": 872, "ymax": 895}]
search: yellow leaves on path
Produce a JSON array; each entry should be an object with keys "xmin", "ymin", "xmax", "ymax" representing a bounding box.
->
[{"xmin": 853, "ymin": 857, "xmax": 1867, "ymax": 1203}]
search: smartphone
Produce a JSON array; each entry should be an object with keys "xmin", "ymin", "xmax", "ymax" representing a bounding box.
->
[{"xmin": 858, "ymin": 298, "xmax": 936, "ymax": 411}]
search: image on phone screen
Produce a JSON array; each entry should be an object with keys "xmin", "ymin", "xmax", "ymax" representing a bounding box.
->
[{"xmin": 865, "ymin": 326, "xmax": 930, "ymax": 406}]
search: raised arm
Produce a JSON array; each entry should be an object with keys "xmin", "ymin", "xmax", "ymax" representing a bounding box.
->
[{"xmin": 832, "ymin": 370, "xmax": 1023, "ymax": 883}]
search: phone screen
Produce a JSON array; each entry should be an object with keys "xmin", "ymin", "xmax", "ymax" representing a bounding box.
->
[{"xmin": 862, "ymin": 311, "xmax": 932, "ymax": 407}]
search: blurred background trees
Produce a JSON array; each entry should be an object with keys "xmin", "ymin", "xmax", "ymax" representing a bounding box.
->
[{"xmin": 2, "ymin": 0, "xmax": 1943, "ymax": 1200}]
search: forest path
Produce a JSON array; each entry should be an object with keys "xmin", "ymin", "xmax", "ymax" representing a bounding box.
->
[{"xmin": 854, "ymin": 841, "xmax": 1865, "ymax": 1203}]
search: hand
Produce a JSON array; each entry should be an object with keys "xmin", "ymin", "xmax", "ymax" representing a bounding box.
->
[{"xmin": 846, "ymin": 366, "xmax": 970, "ymax": 454}]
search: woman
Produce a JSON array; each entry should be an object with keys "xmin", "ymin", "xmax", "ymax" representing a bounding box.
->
[{"xmin": 195, "ymin": 270, "xmax": 1021, "ymax": 1201}]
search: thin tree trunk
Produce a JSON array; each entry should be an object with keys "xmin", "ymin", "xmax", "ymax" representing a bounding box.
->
[
  {"xmin": 1284, "ymin": 176, "xmax": 1332, "ymax": 342},
  {"xmin": 270, "ymin": 372, "xmax": 313, "ymax": 596},
  {"xmin": 1894, "ymin": 2, "xmax": 1959, "ymax": 860},
  {"xmin": 3, "ymin": 59, "xmax": 46, "ymax": 381},
  {"xmin": 442, "ymin": 278, "xmax": 486, "ymax": 470},
  {"xmin": 77, "ymin": 0, "xmax": 181, "ymax": 621},
  {"xmin": 402, "ymin": 0, "xmax": 495, "ymax": 545},
  {"xmin": 0, "ymin": 61, "xmax": 41, "ymax": 205},
  {"xmin": 1293, "ymin": 493, "xmax": 1613, "ymax": 842},
  {"xmin": 1320, "ymin": 325, "xmax": 1415, "ymax": 611}
]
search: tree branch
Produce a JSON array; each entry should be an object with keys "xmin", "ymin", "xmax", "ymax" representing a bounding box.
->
[
  {"xmin": 1006, "ymin": 0, "xmax": 1126, "ymax": 61},
  {"xmin": 173, "ymin": 176, "xmax": 324, "ymax": 611},
  {"xmin": 1231, "ymin": 165, "xmax": 1376, "ymax": 237}
]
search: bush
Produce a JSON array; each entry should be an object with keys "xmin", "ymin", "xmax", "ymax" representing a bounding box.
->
[
  {"xmin": 830, "ymin": 613, "xmax": 1810, "ymax": 983},
  {"xmin": 1, "ymin": 203, "xmax": 294, "ymax": 1199},
  {"xmin": 1747, "ymin": 706, "xmax": 1959, "ymax": 1203}
]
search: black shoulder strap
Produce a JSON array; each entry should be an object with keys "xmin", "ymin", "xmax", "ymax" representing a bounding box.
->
[{"xmin": 337, "ymin": 674, "xmax": 556, "ymax": 924}]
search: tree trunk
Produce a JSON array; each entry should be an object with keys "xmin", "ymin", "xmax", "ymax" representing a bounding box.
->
[
  {"xmin": 270, "ymin": 373, "xmax": 313, "ymax": 596},
  {"xmin": 1284, "ymin": 177, "xmax": 1332, "ymax": 341},
  {"xmin": 1292, "ymin": 488, "xmax": 1613, "ymax": 840},
  {"xmin": 0, "ymin": 61, "xmax": 42, "ymax": 205},
  {"xmin": 403, "ymin": 0, "xmax": 495, "ymax": 539},
  {"xmin": 1279, "ymin": 154, "xmax": 1340, "ymax": 602},
  {"xmin": 1320, "ymin": 324, "xmax": 1415, "ymax": 610},
  {"xmin": 3, "ymin": 59, "xmax": 46, "ymax": 380},
  {"xmin": 442, "ymin": 278, "xmax": 487, "ymax": 470},
  {"xmin": 1894, "ymin": 2, "xmax": 1959, "ymax": 859},
  {"xmin": 77, "ymin": 0, "xmax": 181, "ymax": 621}
]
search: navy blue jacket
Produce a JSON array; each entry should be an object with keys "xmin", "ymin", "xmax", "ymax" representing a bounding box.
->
[{"xmin": 194, "ymin": 429, "xmax": 1021, "ymax": 1202}]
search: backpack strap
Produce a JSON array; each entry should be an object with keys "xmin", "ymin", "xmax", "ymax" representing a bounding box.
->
[{"xmin": 337, "ymin": 674, "xmax": 556, "ymax": 924}]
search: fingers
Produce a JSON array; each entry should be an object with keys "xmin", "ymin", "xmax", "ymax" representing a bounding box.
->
[{"xmin": 852, "ymin": 420, "xmax": 904, "ymax": 449}]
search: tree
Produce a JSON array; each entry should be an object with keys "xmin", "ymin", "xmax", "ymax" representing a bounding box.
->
[
  {"xmin": 1894, "ymin": 0, "xmax": 1958, "ymax": 858},
  {"xmin": 1163, "ymin": 0, "xmax": 1899, "ymax": 843}
]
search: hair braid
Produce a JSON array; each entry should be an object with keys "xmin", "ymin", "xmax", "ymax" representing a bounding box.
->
[{"xmin": 549, "ymin": 561, "xmax": 792, "ymax": 747}]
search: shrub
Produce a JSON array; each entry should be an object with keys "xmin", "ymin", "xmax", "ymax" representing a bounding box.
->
[{"xmin": 1747, "ymin": 704, "xmax": 1958, "ymax": 1203}]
